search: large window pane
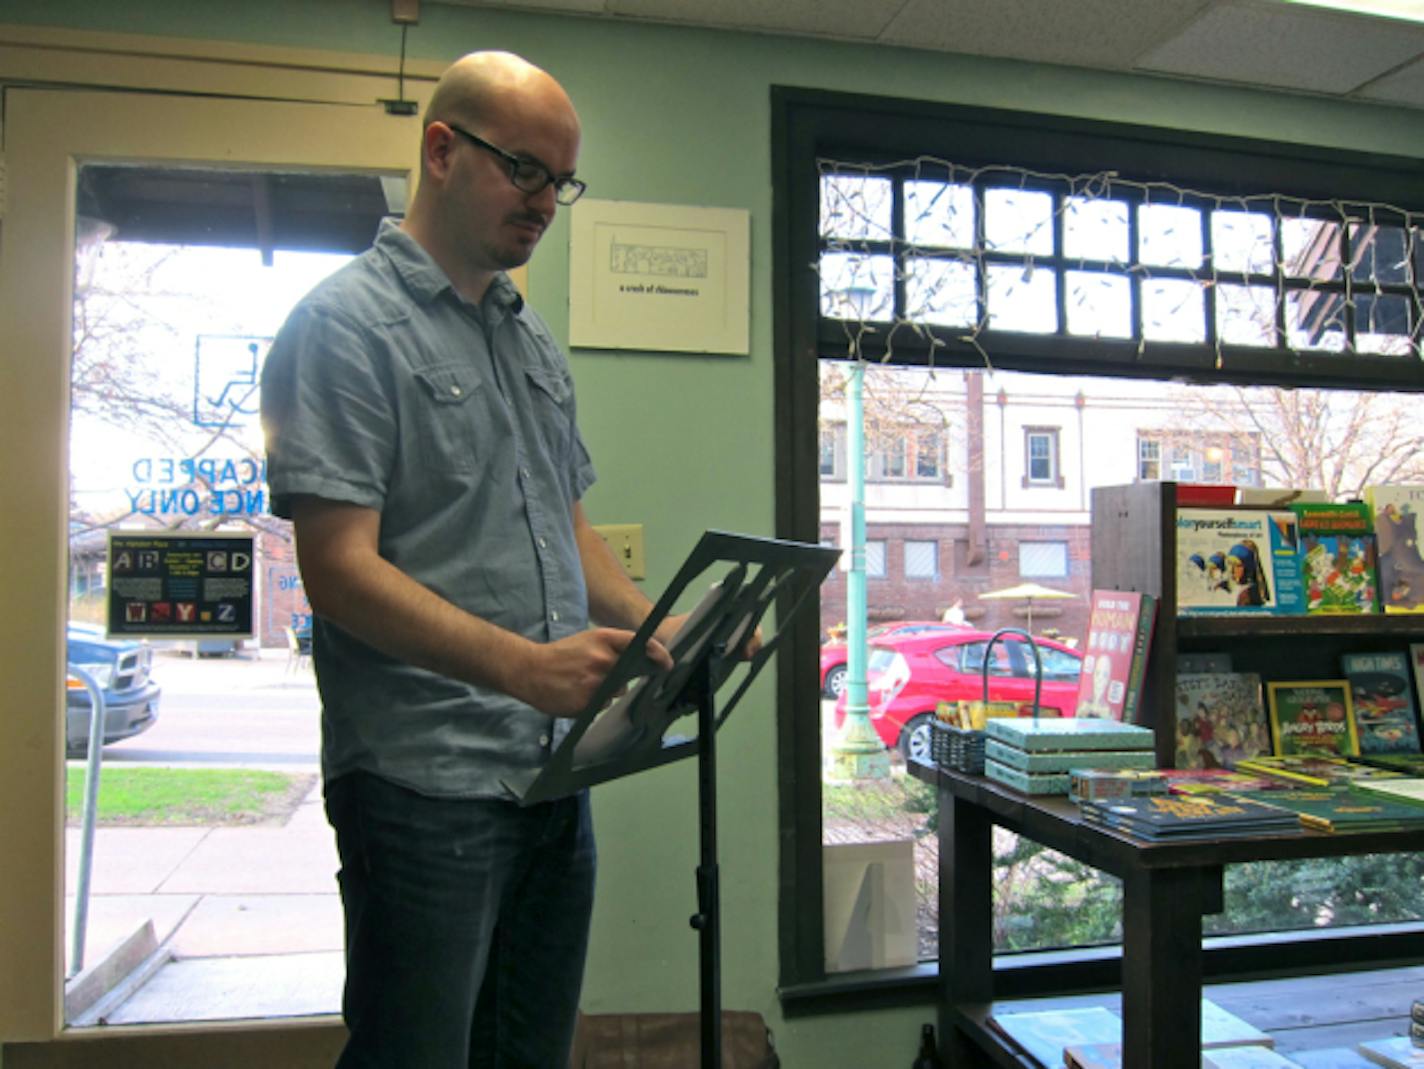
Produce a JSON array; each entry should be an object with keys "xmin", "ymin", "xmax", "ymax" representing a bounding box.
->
[
  {"xmin": 905, "ymin": 180, "xmax": 975, "ymax": 249},
  {"xmin": 1138, "ymin": 204, "xmax": 1203, "ymax": 269},
  {"xmin": 985, "ymin": 188, "xmax": 1054, "ymax": 256},
  {"xmin": 987, "ymin": 264, "xmax": 1057, "ymax": 333},
  {"xmin": 821, "ymin": 173, "xmax": 893, "ymax": 241},
  {"xmin": 820, "ymin": 251, "xmax": 895, "ymax": 321}
]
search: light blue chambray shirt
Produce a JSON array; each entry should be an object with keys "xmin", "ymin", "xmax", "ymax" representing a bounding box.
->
[{"xmin": 261, "ymin": 220, "xmax": 596, "ymax": 799}]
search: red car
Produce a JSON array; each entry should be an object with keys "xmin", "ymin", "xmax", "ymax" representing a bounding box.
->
[
  {"xmin": 832, "ymin": 629, "xmax": 1084, "ymax": 763},
  {"xmin": 819, "ymin": 621, "xmax": 967, "ymax": 699}
]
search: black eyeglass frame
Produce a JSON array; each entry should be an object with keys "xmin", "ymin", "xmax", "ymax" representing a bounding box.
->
[{"xmin": 444, "ymin": 123, "xmax": 587, "ymax": 206}]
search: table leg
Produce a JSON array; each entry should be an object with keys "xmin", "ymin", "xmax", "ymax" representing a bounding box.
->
[
  {"xmin": 939, "ymin": 789, "xmax": 993, "ymax": 1066},
  {"xmin": 1121, "ymin": 865, "xmax": 1222, "ymax": 1069}
]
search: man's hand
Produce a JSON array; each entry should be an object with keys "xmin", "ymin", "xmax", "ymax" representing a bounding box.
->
[{"xmin": 514, "ymin": 628, "xmax": 674, "ymax": 717}]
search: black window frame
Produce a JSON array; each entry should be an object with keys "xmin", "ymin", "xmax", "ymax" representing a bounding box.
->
[{"xmin": 773, "ymin": 86, "xmax": 1424, "ymax": 1012}]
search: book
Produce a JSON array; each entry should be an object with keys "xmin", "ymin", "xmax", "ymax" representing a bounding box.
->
[
  {"xmin": 1293, "ymin": 502, "xmax": 1380, "ymax": 615},
  {"xmin": 985, "ymin": 738, "xmax": 1157, "ymax": 772},
  {"xmin": 1364, "ymin": 485, "xmax": 1424, "ymax": 613},
  {"xmin": 1177, "ymin": 509, "xmax": 1299, "ymax": 614},
  {"xmin": 1267, "ymin": 681, "xmax": 1359, "ymax": 757},
  {"xmin": 1350, "ymin": 777, "xmax": 1424, "ymax": 810},
  {"xmin": 1358, "ymin": 1036, "xmax": 1424, "ymax": 1067},
  {"xmin": 1076, "ymin": 590, "xmax": 1157, "ymax": 722},
  {"xmin": 1236, "ymin": 755, "xmax": 1403, "ymax": 788},
  {"xmin": 1232, "ymin": 786, "xmax": 1424, "ymax": 832},
  {"xmin": 1079, "ymin": 792, "xmax": 1298, "ymax": 840},
  {"xmin": 984, "ymin": 759, "xmax": 1071, "ymax": 795},
  {"xmin": 1356, "ymin": 752, "xmax": 1424, "ymax": 775},
  {"xmin": 985, "ymin": 717, "xmax": 1155, "ymax": 752},
  {"xmin": 1161, "ymin": 768, "xmax": 1290, "ymax": 794},
  {"xmin": 1175, "ymin": 672, "xmax": 1271, "ymax": 770},
  {"xmin": 1342, "ymin": 652, "xmax": 1421, "ymax": 755}
]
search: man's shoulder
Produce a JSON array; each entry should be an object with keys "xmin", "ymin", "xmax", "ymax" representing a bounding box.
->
[{"xmin": 295, "ymin": 245, "xmax": 410, "ymax": 327}]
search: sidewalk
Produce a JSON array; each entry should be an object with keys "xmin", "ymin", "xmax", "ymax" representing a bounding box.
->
[{"xmin": 64, "ymin": 745, "xmax": 345, "ymax": 1023}]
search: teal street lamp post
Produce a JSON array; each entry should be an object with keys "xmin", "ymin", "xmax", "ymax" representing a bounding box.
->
[{"xmin": 828, "ymin": 358, "xmax": 890, "ymax": 782}]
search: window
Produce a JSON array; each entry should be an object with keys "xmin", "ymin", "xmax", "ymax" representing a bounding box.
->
[
  {"xmin": 866, "ymin": 427, "xmax": 943, "ymax": 481},
  {"xmin": 775, "ymin": 86, "xmax": 1424, "ymax": 1002},
  {"xmin": 905, "ymin": 539, "xmax": 938, "ymax": 579},
  {"xmin": 1023, "ymin": 427, "xmax": 1061, "ymax": 487},
  {"xmin": 1137, "ymin": 431, "xmax": 1262, "ymax": 487},
  {"xmin": 864, "ymin": 539, "xmax": 887, "ymax": 577},
  {"xmin": 1019, "ymin": 541, "xmax": 1068, "ymax": 578},
  {"xmin": 818, "ymin": 424, "xmax": 844, "ymax": 479}
]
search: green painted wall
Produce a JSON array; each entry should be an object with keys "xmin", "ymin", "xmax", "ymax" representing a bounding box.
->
[{"xmin": 7, "ymin": 2, "xmax": 1424, "ymax": 1064}]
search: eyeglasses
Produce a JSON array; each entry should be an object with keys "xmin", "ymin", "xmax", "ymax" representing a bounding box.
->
[{"xmin": 444, "ymin": 123, "xmax": 587, "ymax": 206}]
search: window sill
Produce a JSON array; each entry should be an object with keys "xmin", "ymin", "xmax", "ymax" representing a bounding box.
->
[{"xmin": 778, "ymin": 923, "xmax": 1424, "ymax": 1018}]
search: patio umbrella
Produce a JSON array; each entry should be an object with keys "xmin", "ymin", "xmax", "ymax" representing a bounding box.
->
[{"xmin": 976, "ymin": 581, "xmax": 1077, "ymax": 634}]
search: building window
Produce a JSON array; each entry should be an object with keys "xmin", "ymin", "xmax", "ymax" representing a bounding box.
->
[
  {"xmin": 864, "ymin": 539, "xmax": 887, "ymax": 578},
  {"xmin": 905, "ymin": 539, "xmax": 938, "ymax": 579},
  {"xmin": 1137, "ymin": 431, "xmax": 1262, "ymax": 486},
  {"xmin": 819, "ymin": 424, "xmax": 844, "ymax": 479},
  {"xmin": 1138, "ymin": 438, "xmax": 1161, "ymax": 480},
  {"xmin": 1018, "ymin": 541, "xmax": 1068, "ymax": 578},
  {"xmin": 867, "ymin": 427, "xmax": 945, "ymax": 482},
  {"xmin": 1023, "ymin": 427, "xmax": 1061, "ymax": 487}
]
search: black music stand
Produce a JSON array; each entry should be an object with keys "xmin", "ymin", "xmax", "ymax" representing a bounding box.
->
[{"xmin": 505, "ymin": 530, "xmax": 839, "ymax": 1069}]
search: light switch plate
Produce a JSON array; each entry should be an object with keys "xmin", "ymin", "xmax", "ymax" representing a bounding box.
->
[{"xmin": 592, "ymin": 523, "xmax": 646, "ymax": 580}]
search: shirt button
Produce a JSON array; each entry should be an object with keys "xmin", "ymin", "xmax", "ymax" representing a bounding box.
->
[
  {"xmin": 521, "ymin": 467, "xmax": 531, "ymax": 479},
  {"xmin": 450, "ymin": 385, "xmax": 462, "ymax": 397},
  {"xmin": 551, "ymin": 610, "xmax": 561, "ymax": 622},
  {"xmin": 538, "ymin": 537, "xmax": 548, "ymax": 549},
  {"xmin": 539, "ymin": 734, "xmax": 550, "ymax": 747}
]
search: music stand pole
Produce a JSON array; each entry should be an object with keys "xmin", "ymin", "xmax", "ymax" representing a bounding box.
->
[{"xmin": 690, "ymin": 644, "xmax": 724, "ymax": 1069}]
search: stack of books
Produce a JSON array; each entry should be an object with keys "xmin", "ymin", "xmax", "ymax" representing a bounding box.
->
[
  {"xmin": 1230, "ymin": 786, "xmax": 1424, "ymax": 833},
  {"xmin": 1078, "ymin": 791, "xmax": 1300, "ymax": 841},
  {"xmin": 983, "ymin": 717, "xmax": 1155, "ymax": 795}
]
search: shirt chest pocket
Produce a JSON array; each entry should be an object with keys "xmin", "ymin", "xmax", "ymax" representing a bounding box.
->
[
  {"xmin": 412, "ymin": 364, "xmax": 487, "ymax": 474},
  {"xmin": 523, "ymin": 364, "xmax": 574, "ymax": 465}
]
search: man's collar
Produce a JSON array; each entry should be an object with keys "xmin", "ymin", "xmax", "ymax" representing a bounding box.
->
[{"xmin": 375, "ymin": 218, "xmax": 525, "ymax": 315}]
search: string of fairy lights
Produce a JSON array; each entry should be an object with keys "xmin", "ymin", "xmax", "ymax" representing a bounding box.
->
[{"xmin": 815, "ymin": 156, "xmax": 1424, "ymax": 371}]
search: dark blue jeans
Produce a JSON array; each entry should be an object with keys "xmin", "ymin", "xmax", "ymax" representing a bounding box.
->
[{"xmin": 325, "ymin": 772, "xmax": 596, "ymax": 1068}]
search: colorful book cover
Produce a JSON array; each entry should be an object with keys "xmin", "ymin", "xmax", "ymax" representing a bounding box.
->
[
  {"xmin": 1076, "ymin": 590, "xmax": 1157, "ymax": 722},
  {"xmin": 1364, "ymin": 485, "xmax": 1424, "ymax": 613},
  {"xmin": 1177, "ymin": 509, "xmax": 1297, "ymax": 614},
  {"xmin": 1341, "ymin": 652, "xmax": 1421, "ymax": 755},
  {"xmin": 1232, "ymin": 787, "xmax": 1424, "ymax": 832},
  {"xmin": 1292, "ymin": 503, "xmax": 1379, "ymax": 615},
  {"xmin": 1349, "ymin": 777, "xmax": 1424, "ymax": 810},
  {"xmin": 1236, "ymin": 755, "xmax": 1402, "ymax": 787},
  {"xmin": 1267, "ymin": 681, "xmax": 1359, "ymax": 756},
  {"xmin": 1162, "ymin": 768, "xmax": 1289, "ymax": 794},
  {"xmin": 1079, "ymin": 792, "xmax": 1298, "ymax": 839},
  {"xmin": 1176, "ymin": 673, "xmax": 1271, "ymax": 770}
]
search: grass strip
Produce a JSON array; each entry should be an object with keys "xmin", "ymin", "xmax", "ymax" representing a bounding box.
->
[{"xmin": 65, "ymin": 766, "xmax": 315, "ymax": 826}]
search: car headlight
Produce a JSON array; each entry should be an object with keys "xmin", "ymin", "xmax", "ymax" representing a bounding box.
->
[{"xmin": 67, "ymin": 664, "xmax": 114, "ymax": 690}]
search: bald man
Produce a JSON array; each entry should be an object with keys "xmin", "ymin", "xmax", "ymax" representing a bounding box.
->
[{"xmin": 261, "ymin": 52, "xmax": 676, "ymax": 1067}]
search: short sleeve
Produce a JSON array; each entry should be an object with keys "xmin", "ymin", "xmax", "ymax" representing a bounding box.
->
[{"xmin": 260, "ymin": 303, "xmax": 397, "ymax": 519}]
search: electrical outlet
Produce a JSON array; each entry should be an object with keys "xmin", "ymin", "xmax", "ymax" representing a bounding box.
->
[{"xmin": 592, "ymin": 524, "xmax": 646, "ymax": 580}]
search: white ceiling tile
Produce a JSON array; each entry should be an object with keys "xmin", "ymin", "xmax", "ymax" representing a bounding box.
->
[
  {"xmin": 1356, "ymin": 55, "xmax": 1424, "ymax": 108},
  {"xmin": 877, "ymin": 0, "xmax": 1214, "ymax": 69},
  {"xmin": 1137, "ymin": 1, "xmax": 1424, "ymax": 94},
  {"xmin": 604, "ymin": 0, "xmax": 899, "ymax": 40}
]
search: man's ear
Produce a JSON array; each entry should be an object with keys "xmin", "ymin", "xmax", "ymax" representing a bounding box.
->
[{"xmin": 422, "ymin": 122, "xmax": 457, "ymax": 183}]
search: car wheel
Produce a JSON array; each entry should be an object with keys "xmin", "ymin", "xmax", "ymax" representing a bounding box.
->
[
  {"xmin": 824, "ymin": 665, "xmax": 847, "ymax": 700},
  {"xmin": 899, "ymin": 714, "xmax": 934, "ymax": 764}
]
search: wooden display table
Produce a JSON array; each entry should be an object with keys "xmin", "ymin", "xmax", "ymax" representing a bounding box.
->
[{"xmin": 911, "ymin": 760, "xmax": 1424, "ymax": 1068}]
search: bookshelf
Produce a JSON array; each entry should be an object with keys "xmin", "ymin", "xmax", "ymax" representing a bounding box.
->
[{"xmin": 1090, "ymin": 480, "xmax": 1424, "ymax": 768}]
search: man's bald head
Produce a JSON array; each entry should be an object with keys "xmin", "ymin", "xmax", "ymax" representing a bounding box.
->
[{"xmin": 423, "ymin": 51, "xmax": 578, "ymax": 141}]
